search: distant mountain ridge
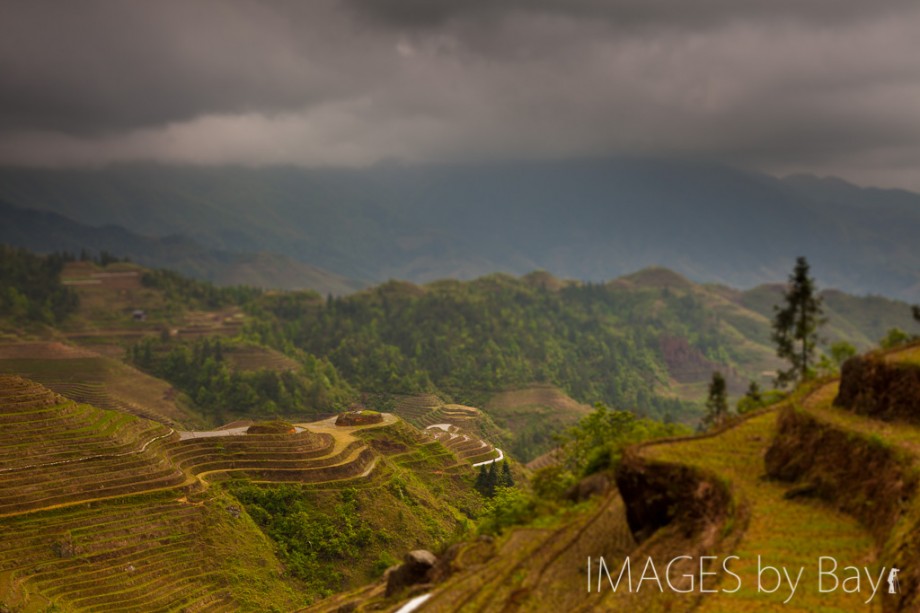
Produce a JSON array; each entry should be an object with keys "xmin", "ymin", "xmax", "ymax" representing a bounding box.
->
[
  {"xmin": 0, "ymin": 199, "xmax": 362, "ymax": 295},
  {"xmin": 0, "ymin": 158, "xmax": 918, "ymax": 299}
]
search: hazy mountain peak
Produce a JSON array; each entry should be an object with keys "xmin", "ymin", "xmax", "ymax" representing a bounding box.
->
[{"xmin": 619, "ymin": 267, "xmax": 695, "ymax": 291}]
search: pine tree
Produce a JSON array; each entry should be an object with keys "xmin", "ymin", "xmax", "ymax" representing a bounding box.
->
[
  {"xmin": 772, "ymin": 257, "xmax": 826, "ymax": 386},
  {"xmin": 703, "ymin": 371, "xmax": 728, "ymax": 429},
  {"xmin": 475, "ymin": 465, "xmax": 488, "ymax": 496},
  {"xmin": 913, "ymin": 305, "xmax": 920, "ymax": 323},
  {"xmin": 486, "ymin": 461, "xmax": 498, "ymax": 497},
  {"xmin": 500, "ymin": 460, "xmax": 514, "ymax": 488}
]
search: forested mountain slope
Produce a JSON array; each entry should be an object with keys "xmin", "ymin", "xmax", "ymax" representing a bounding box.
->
[{"xmin": 246, "ymin": 267, "xmax": 919, "ymax": 425}]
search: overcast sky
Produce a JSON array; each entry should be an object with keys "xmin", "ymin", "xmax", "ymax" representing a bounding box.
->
[{"xmin": 1, "ymin": 0, "xmax": 919, "ymax": 190}]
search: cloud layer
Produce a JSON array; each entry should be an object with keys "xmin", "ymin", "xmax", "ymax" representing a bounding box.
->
[{"xmin": 1, "ymin": 0, "xmax": 919, "ymax": 189}]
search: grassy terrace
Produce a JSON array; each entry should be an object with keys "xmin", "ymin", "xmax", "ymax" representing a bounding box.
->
[
  {"xmin": 425, "ymin": 425, "xmax": 499, "ymax": 465},
  {"xmin": 391, "ymin": 393, "xmax": 444, "ymax": 426},
  {"xmin": 0, "ymin": 487, "xmax": 302, "ymax": 611},
  {"xmin": 885, "ymin": 343, "xmax": 920, "ymax": 366},
  {"xmin": 643, "ymin": 407, "xmax": 879, "ymax": 612},
  {"xmin": 0, "ymin": 352, "xmax": 202, "ymax": 427},
  {"xmin": 800, "ymin": 381, "xmax": 920, "ymax": 454},
  {"xmin": 371, "ymin": 348, "xmax": 920, "ymax": 613},
  {"xmin": 0, "ymin": 374, "xmax": 420, "ymax": 610},
  {"xmin": 613, "ymin": 345, "xmax": 920, "ymax": 612},
  {"xmin": 0, "ymin": 376, "xmax": 186, "ymax": 517}
]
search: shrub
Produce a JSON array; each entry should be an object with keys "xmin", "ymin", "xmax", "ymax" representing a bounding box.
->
[
  {"xmin": 477, "ymin": 487, "xmax": 536, "ymax": 536},
  {"xmin": 880, "ymin": 328, "xmax": 911, "ymax": 350}
]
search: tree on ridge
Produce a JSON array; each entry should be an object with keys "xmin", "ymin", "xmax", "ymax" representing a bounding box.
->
[{"xmin": 772, "ymin": 256, "xmax": 825, "ymax": 386}]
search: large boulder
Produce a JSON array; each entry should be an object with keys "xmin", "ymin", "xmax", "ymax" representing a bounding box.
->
[{"xmin": 385, "ymin": 550, "xmax": 438, "ymax": 596}]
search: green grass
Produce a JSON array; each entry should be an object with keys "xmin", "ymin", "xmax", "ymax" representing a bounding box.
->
[
  {"xmin": 224, "ymin": 424, "xmax": 481, "ymax": 604},
  {"xmin": 0, "ymin": 377, "xmax": 477, "ymax": 610},
  {"xmin": 645, "ymin": 411, "xmax": 879, "ymax": 612},
  {"xmin": 0, "ymin": 487, "xmax": 305, "ymax": 612},
  {"xmin": 803, "ymin": 381, "xmax": 920, "ymax": 455}
]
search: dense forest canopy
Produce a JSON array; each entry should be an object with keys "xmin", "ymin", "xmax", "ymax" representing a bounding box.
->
[
  {"xmin": 127, "ymin": 336, "xmax": 352, "ymax": 422},
  {"xmin": 0, "ymin": 245, "xmax": 77, "ymax": 325},
  {"xmin": 4, "ymin": 244, "xmax": 916, "ymax": 428},
  {"xmin": 243, "ymin": 274, "xmax": 736, "ymax": 420}
]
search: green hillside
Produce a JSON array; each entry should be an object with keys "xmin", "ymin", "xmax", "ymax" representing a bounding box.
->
[
  {"xmin": 328, "ymin": 342, "xmax": 920, "ymax": 612},
  {"xmin": 3, "ymin": 245, "xmax": 920, "ymax": 610},
  {"xmin": 0, "ymin": 375, "xmax": 481, "ymax": 610},
  {"xmin": 5, "ymin": 245, "xmax": 917, "ymax": 461},
  {"xmin": 247, "ymin": 268, "xmax": 917, "ymax": 425}
]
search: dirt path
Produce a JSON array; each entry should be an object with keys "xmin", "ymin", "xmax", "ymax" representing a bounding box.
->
[{"xmin": 471, "ymin": 448, "xmax": 503, "ymax": 467}]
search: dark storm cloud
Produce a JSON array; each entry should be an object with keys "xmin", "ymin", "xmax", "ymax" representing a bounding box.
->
[
  {"xmin": 0, "ymin": 0, "xmax": 919, "ymax": 189},
  {"xmin": 0, "ymin": 0, "xmax": 376, "ymax": 133},
  {"xmin": 344, "ymin": 0, "xmax": 915, "ymax": 31}
]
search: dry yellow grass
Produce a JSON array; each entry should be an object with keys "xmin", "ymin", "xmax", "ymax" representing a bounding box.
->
[{"xmin": 0, "ymin": 346, "xmax": 203, "ymax": 427}]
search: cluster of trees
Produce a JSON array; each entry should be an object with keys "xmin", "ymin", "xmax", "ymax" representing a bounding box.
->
[
  {"xmin": 70, "ymin": 248, "xmax": 130, "ymax": 267},
  {"xmin": 474, "ymin": 460, "xmax": 514, "ymax": 498},
  {"xmin": 245, "ymin": 276, "xmax": 733, "ymax": 421},
  {"xmin": 704, "ymin": 258, "xmax": 836, "ymax": 427},
  {"xmin": 227, "ymin": 484, "xmax": 376, "ymax": 598},
  {"xmin": 127, "ymin": 336, "xmax": 352, "ymax": 421},
  {"xmin": 0, "ymin": 245, "xmax": 77, "ymax": 325},
  {"xmin": 560, "ymin": 402, "xmax": 689, "ymax": 477},
  {"xmin": 141, "ymin": 268, "xmax": 263, "ymax": 310}
]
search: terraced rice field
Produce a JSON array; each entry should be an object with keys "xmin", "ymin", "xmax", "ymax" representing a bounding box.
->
[
  {"xmin": 393, "ymin": 394, "xmax": 502, "ymax": 466},
  {"xmin": 0, "ymin": 349, "xmax": 201, "ymax": 427},
  {"xmin": 425, "ymin": 424, "xmax": 499, "ymax": 466},
  {"xmin": 0, "ymin": 492, "xmax": 248, "ymax": 612},
  {"xmin": 392, "ymin": 394, "xmax": 444, "ymax": 426},
  {"xmin": 0, "ymin": 377, "xmax": 186, "ymax": 517},
  {"xmin": 0, "ymin": 375, "xmax": 408, "ymax": 611},
  {"xmin": 323, "ymin": 349, "xmax": 920, "ymax": 612},
  {"xmin": 385, "ymin": 389, "xmax": 884, "ymax": 612}
]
